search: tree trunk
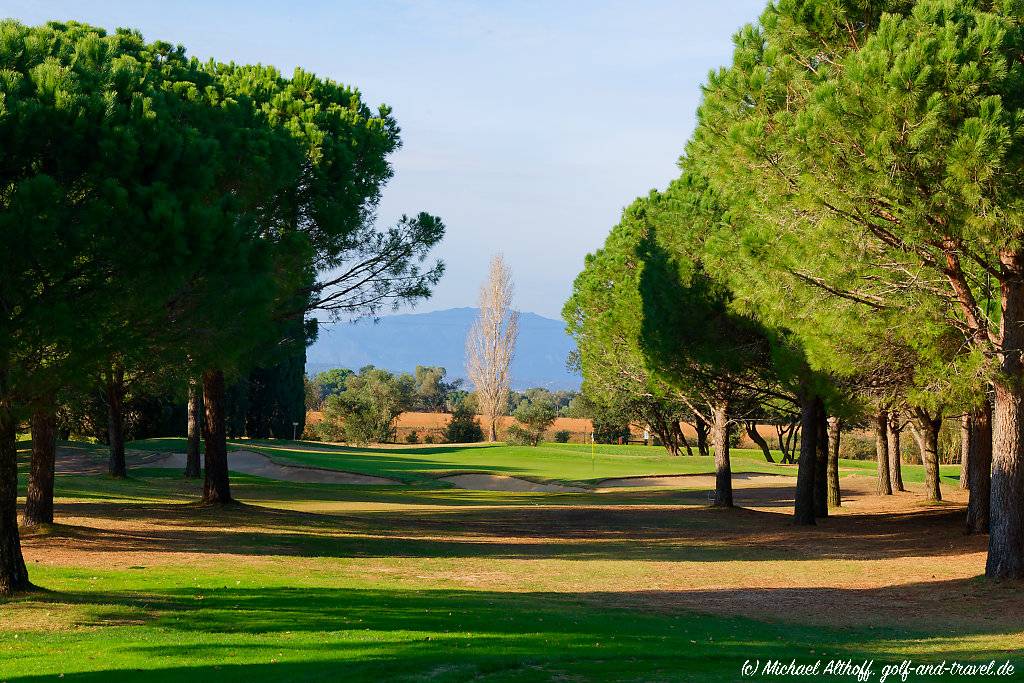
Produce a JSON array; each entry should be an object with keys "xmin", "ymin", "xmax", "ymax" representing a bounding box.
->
[
  {"xmin": 745, "ymin": 421, "xmax": 774, "ymax": 463},
  {"xmin": 667, "ymin": 421, "xmax": 681, "ymax": 456},
  {"xmin": 874, "ymin": 409, "xmax": 892, "ymax": 495},
  {"xmin": 0, "ymin": 398, "xmax": 30, "ymax": 596},
  {"xmin": 710, "ymin": 401, "xmax": 732, "ymax": 507},
  {"xmin": 184, "ymin": 379, "xmax": 202, "ymax": 479},
  {"xmin": 775, "ymin": 424, "xmax": 788, "ymax": 461},
  {"xmin": 987, "ymin": 250, "xmax": 1024, "ymax": 578},
  {"xmin": 488, "ymin": 416, "xmax": 498, "ymax": 443},
  {"xmin": 793, "ymin": 392, "xmax": 818, "ymax": 525},
  {"xmin": 960, "ymin": 414, "xmax": 971, "ymax": 491},
  {"xmin": 202, "ymin": 369, "xmax": 233, "ymax": 505},
  {"xmin": 694, "ymin": 416, "xmax": 709, "ymax": 457},
  {"xmin": 990, "ymin": 372, "xmax": 1024, "ymax": 578},
  {"xmin": 911, "ymin": 407, "xmax": 942, "ymax": 502},
  {"xmin": 813, "ymin": 400, "xmax": 828, "ymax": 518},
  {"xmin": 655, "ymin": 429, "xmax": 676, "ymax": 455},
  {"xmin": 24, "ymin": 402, "xmax": 56, "ymax": 526},
  {"xmin": 105, "ymin": 366, "xmax": 127, "ymax": 478},
  {"xmin": 651, "ymin": 416, "xmax": 679, "ymax": 456},
  {"xmin": 777, "ymin": 422, "xmax": 797, "ymax": 464},
  {"xmin": 827, "ymin": 416, "xmax": 841, "ymax": 508},
  {"xmin": 966, "ymin": 402, "xmax": 992, "ymax": 535},
  {"xmin": 677, "ymin": 422, "xmax": 694, "ymax": 456},
  {"xmin": 782, "ymin": 422, "xmax": 799, "ymax": 464},
  {"xmin": 887, "ymin": 414, "xmax": 905, "ymax": 492}
]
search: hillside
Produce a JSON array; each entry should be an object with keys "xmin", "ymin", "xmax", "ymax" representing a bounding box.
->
[{"xmin": 307, "ymin": 307, "xmax": 580, "ymax": 390}]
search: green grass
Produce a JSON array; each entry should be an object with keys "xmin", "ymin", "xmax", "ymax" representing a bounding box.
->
[
  {"xmin": 253, "ymin": 441, "xmax": 765, "ymax": 485},
  {"xmin": 3, "ymin": 440, "xmax": 1002, "ymax": 682},
  {"xmin": 126, "ymin": 437, "xmax": 963, "ymax": 487},
  {"xmin": 4, "ymin": 562, "xmax": 1011, "ymax": 683}
]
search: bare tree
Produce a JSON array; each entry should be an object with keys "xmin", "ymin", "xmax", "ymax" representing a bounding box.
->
[{"xmin": 466, "ymin": 255, "xmax": 519, "ymax": 442}]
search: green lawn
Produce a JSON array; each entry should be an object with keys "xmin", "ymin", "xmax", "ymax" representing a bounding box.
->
[
  {"xmin": 3, "ymin": 441, "xmax": 1005, "ymax": 682},
  {"xmin": 127, "ymin": 437, "xmax": 963, "ymax": 487},
  {"xmin": 3, "ymin": 561, "xmax": 1010, "ymax": 683}
]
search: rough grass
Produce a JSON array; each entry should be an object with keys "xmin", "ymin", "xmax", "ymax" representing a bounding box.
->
[{"xmin": 2, "ymin": 441, "xmax": 1016, "ymax": 682}]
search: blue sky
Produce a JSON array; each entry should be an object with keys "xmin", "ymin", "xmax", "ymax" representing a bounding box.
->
[{"xmin": 8, "ymin": 1, "xmax": 766, "ymax": 318}]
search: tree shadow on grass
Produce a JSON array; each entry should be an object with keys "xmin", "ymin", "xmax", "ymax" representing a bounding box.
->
[
  {"xmin": 128, "ymin": 438, "xmax": 516, "ymax": 483},
  {"xmin": 250, "ymin": 450, "xmax": 514, "ymax": 484},
  {"xmin": 42, "ymin": 471, "xmax": 828, "ymax": 511},
  {"xmin": 7, "ymin": 582, "xmax": 1022, "ymax": 682},
  {"xmin": 34, "ymin": 494, "xmax": 985, "ymax": 563}
]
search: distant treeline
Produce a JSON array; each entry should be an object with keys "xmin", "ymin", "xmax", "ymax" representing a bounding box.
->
[
  {"xmin": 305, "ymin": 365, "xmax": 591, "ymax": 445},
  {"xmin": 305, "ymin": 365, "xmax": 579, "ymax": 417}
]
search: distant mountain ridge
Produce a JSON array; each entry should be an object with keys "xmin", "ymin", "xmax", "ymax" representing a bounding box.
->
[{"xmin": 306, "ymin": 307, "xmax": 580, "ymax": 390}]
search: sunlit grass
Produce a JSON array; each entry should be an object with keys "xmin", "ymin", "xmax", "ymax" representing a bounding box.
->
[{"xmin": 2, "ymin": 448, "xmax": 1016, "ymax": 682}]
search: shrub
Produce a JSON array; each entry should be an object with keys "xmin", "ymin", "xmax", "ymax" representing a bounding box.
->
[
  {"xmin": 424, "ymin": 433, "xmax": 435, "ymax": 444},
  {"xmin": 314, "ymin": 415, "xmax": 346, "ymax": 442},
  {"xmin": 592, "ymin": 416, "xmax": 630, "ymax": 444},
  {"xmin": 406, "ymin": 430, "xmax": 420, "ymax": 444},
  {"xmin": 838, "ymin": 432, "xmax": 876, "ymax": 461},
  {"xmin": 320, "ymin": 367, "xmax": 414, "ymax": 445},
  {"xmin": 512, "ymin": 399, "xmax": 557, "ymax": 446},
  {"xmin": 504, "ymin": 424, "xmax": 535, "ymax": 446},
  {"xmin": 444, "ymin": 401, "xmax": 484, "ymax": 443},
  {"xmin": 554, "ymin": 429, "xmax": 571, "ymax": 443}
]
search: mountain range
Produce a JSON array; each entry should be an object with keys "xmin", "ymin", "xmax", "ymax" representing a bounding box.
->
[{"xmin": 306, "ymin": 307, "xmax": 580, "ymax": 390}]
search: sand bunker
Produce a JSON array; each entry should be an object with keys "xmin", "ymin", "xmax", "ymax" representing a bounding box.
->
[
  {"xmin": 144, "ymin": 450, "xmax": 400, "ymax": 485},
  {"xmin": 54, "ymin": 447, "xmax": 109, "ymax": 475},
  {"xmin": 438, "ymin": 473, "xmax": 587, "ymax": 493},
  {"xmin": 596, "ymin": 472, "xmax": 797, "ymax": 491}
]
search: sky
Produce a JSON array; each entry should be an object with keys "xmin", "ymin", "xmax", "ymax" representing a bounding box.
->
[{"xmin": 7, "ymin": 0, "xmax": 767, "ymax": 319}]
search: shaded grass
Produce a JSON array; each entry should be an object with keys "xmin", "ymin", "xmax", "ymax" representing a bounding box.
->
[
  {"xmin": 27, "ymin": 438, "xmax": 963, "ymax": 497},
  {"xmin": 3, "ymin": 572, "xmax": 1017, "ymax": 683},
  {"xmin": 2, "ymin": 440, "xmax": 1000, "ymax": 681}
]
